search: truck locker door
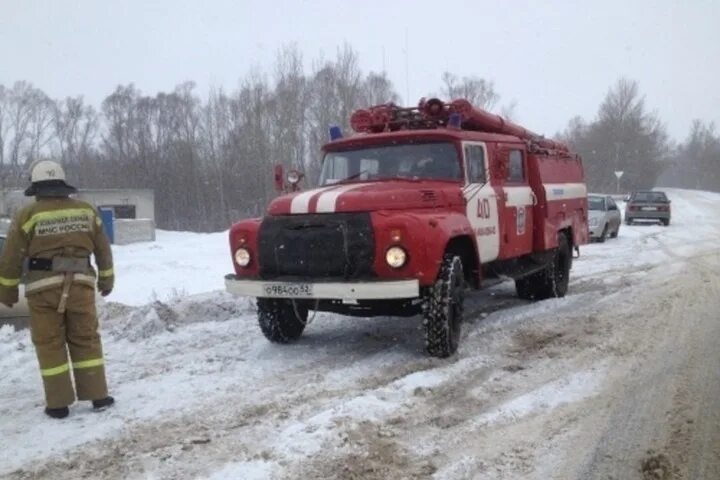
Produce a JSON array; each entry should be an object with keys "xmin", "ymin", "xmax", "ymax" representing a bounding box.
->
[
  {"xmin": 500, "ymin": 146, "xmax": 534, "ymax": 257},
  {"xmin": 462, "ymin": 142, "xmax": 501, "ymax": 263}
]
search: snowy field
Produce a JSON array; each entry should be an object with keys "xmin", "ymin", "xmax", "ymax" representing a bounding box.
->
[
  {"xmin": 111, "ymin": 230, "xmax": 230, "ymax": 306},
  {"xmin": 1, "ymin": 188, "xmax": 719, "ymax": 479}
]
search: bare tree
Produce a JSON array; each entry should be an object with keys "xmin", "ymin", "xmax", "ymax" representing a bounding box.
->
[
  {"xmin": 304, "ymin": 45, "xmax": 368, "ymax": 183},
  {"xmin": 0, "ymin": 85, "xmax": 7, "ymax": 165},
  {"xmin": 232, "ymin": 72, "xmax": 275, "ymax": 210},
  {"xmin": 360, "ymin": 71, "xmax": 400, "ymax": 107},
  {"xmin": 0, "ymin": 82, "xmax": 60, "ymax": 188},
  {"xmin": 670, "ymin": 120, "xmax": 720, "ymax": 191},
  {"xmin": 101, "ymin": 84, "xmax": 141, "ymax": 168},
  {"xmin": 26, "ymin": 89, "xmax": 55, "ymax": 162},
  {"xmin": 562, "ymin": 78, "xmax": 669, "ymax": 192},
  {"xmin": 306, "ymin": 64, "xmax": 340, "ymax": 183},
  {"xmin": 5, "ymin": 82, "xmax": 36, "ymax": 166},
  {"xmin": 271, "ymin": 45, "xmax": 308, "ymax": 171},
  {"xmin": 500, "ymin": 100, "xmax": 518, "ymax": 122},
  {"xmin": 53, "ymin": 96, "xmax": 99, "ymax": 164},
  {"xmin": 200, "ymin": 87, "xmax": 232, "ymax": 225},
  {"xmin": 333, "ymin": 44, "xmax": 363, "ymax": 132},
  {"xmin": 441, "ymin": 72, "xmax": 499, "ymax": 110}
]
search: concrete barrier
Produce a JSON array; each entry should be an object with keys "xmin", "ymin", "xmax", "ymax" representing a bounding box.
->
[
  {"xmin": 114, "ymin": 219, "xmax": 156, "ymax": 245},
  {"xmin": 0, "ymin": 218, "xmax": 11, "ymax": 236}
]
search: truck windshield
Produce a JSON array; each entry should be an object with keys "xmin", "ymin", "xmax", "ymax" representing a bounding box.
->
[{"xmin": 319, "ymin": 142, "xmax": 461, "ymax": 185}]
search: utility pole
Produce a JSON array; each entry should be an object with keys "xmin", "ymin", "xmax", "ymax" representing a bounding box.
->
[
  {"xmin": 404, "ymin": 28, "xmax": 410, "ymax": 105},
  {"xmin": 614, "ymin": 141, "xmax": 622, "ymax": 194}
]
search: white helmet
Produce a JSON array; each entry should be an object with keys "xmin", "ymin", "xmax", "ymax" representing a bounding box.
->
[
  {"xmin": 25, "ymin": 160, "xmax": 77, "ymax": 197},
  {"xmin": 30, "ymin": 160, "xmax": 67, "ymax": 182}
]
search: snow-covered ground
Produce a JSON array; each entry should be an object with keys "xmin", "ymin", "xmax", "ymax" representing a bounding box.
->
[
  {"xmin": 111, "ymin": 230, "xmax": 230, "ymax": 306},
  {"xmin": 1, "ymin": 188, "xmax": 719, "ymax": 480}
]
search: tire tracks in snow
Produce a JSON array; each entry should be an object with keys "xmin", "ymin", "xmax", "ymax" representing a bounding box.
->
[
  {"xmin": 561, "ymin": 251, "xmax": 720, "ymax": 480},
  {"xmin": 6, "ymin": 190, "xmax": 720, "ymax": 479}
]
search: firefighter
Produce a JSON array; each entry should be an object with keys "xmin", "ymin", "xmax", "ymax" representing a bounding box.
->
[{"xmin": 0, "ymin": 160, "xmax": 115, "ymax": 419}]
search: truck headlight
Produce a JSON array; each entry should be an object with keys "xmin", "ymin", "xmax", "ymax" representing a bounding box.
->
[
  {"xmin": 234, "ymin": 248, "xmax": 251, "ymax": 267},
  {"xmin": 385, "ymin": 246, "xmax": 407, "ymax": 269}
]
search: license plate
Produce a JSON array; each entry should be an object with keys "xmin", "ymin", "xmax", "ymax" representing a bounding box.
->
[
  {"xmin": 641, "ymin": 206, "xmax": 657, "ymax": 211},
  {"xmin": 262, "ymin": 282, "xmax": 314, "ymax": 298}
]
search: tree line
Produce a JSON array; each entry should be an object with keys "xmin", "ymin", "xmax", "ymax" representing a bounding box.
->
[
  {"xmin": 558, "ymin": 77, "xmax": 719, "ymax": 194},
  {"xmin": 1, "ymin": 45, "xmax": 717, "ymax": 231}
]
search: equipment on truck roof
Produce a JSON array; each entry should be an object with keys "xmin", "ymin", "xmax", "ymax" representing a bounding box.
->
[{"xmin": 350, "ymin": 98, "xmax": 569, "ymax": 153}]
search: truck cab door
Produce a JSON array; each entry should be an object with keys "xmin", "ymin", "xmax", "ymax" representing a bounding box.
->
[
  {"xmin": 498, "ymin": 145, "xmax": 534, "ymax": 258},
  {"xmin": 462, "ymin": 142, "xmax": 500, "ymax": 264}
]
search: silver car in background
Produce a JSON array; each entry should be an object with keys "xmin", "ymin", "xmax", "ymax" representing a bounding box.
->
[{"xmin": 588, "ymin": 194, "xmax": 622, "ymax": 242}]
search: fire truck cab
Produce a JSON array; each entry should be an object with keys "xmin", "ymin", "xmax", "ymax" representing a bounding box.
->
[{"xmin": 225, "ymin": 98, "xmax": 588, "ymax": 357}]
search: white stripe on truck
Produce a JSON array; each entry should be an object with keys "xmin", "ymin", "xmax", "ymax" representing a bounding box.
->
[
  {"xmin": 503, "ymin": 186, "xmax": 534, "ymax": 207},
  {"xmin": 315, "ymin": 184, "xmax": 369, "ymax": 213},
  {"xmin": 290, "ymin": 186, "xmax": 336, "ymax": 214},
  {"xmin": 543, "ymin": 183, "xmax": 587, "ymax": 201}
]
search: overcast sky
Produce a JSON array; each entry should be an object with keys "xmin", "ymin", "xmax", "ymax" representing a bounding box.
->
[{"xmin": 1, "ymin": 0, "xmax": 718, "ymax": 141}]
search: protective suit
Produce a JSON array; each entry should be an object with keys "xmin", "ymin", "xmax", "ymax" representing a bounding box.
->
[{"xmin": 0, "ymin": 160, "xmax": 115, "ymax": 419}]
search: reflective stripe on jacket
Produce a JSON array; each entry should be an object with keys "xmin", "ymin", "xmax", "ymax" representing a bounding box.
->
[{"xmin": 0, "ymin": 197, "xmax": 114, "ymax": 302}]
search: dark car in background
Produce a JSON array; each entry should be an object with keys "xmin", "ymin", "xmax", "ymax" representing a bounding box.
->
[{"xmin": 625, "ymin": 191, "xmax": 671, "ymax": 226}]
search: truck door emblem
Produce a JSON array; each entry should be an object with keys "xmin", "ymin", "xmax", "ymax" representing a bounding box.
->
[
  {"xmin": 476, "ymin": 198, "xmax": 491, "ymax": 219},
  {"xmin": 517, "ymin": 206, "xmax": 526, "ymax": 235}
]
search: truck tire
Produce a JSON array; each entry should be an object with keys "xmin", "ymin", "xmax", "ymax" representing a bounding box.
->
[
  {"xmin": 514, "ymin": 233, "xmax": 571, "ymax": 300},
  {"xmin": 547, "ymin": 233, "xmax": 571, "ymax": 297},
  {"xmin": 423, "ymin": 254, "xmax": 465, "ymax": 358},
  {"xmin": 257, "ymin": 298, "xmax": 308, "ymax": 343}
]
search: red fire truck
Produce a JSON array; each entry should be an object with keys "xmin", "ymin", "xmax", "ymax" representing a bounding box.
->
[{"xmin": 225, "ymin": 98, "xmax": 588, "ymax": 357}]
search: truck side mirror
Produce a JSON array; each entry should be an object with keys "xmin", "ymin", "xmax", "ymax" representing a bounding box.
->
[
  {"xmin": 286, "ymin": 170, "xmax": 305, "ymax": 192},
  {"xmin": 274, "ymin": 165, "xmax": 284, "ymax": 192}
]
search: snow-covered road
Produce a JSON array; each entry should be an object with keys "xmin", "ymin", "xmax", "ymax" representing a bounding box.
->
[{"xmin": 1, "ymin": 188, "xmax": 719, "ymax": 479}]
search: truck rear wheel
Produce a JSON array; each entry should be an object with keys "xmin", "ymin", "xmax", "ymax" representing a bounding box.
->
[
  {"xmin": 257, "ymin": 298, "xmax": 308, "ymax": 343},
  {"xmin": 515, "ymin": 233, "xmax": 571, "ymax": 300},
  {"xmin": 423, "ymin": 254, "xmax": 465, "ymax": 358}
]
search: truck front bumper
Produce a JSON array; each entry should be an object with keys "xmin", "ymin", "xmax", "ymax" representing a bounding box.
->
[{"xmin": 224, "ymin": 274, "xmax": 420, "ymax": 300}]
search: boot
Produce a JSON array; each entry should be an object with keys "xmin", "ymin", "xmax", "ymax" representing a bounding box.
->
[
  {"xmin": 45, "ymin": 406, "xmax": 69, "ymax": 419},
  {"xmin": 92, "ymin": 396, "xmax": 115, "ymax": 411}
]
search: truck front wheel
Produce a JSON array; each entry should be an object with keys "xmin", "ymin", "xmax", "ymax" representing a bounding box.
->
[
  {"xmin": 423, "ymin": 255, "xmax": 465, "ymax": 358},
  {"xmin": 257, "ymin": 298, "xmax": 308, "ymax": 343}
]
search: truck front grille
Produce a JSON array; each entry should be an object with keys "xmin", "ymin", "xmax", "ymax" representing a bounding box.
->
[{"xmin": 258, "ymin": 213, "xmax": 375, "ymax": 279}]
